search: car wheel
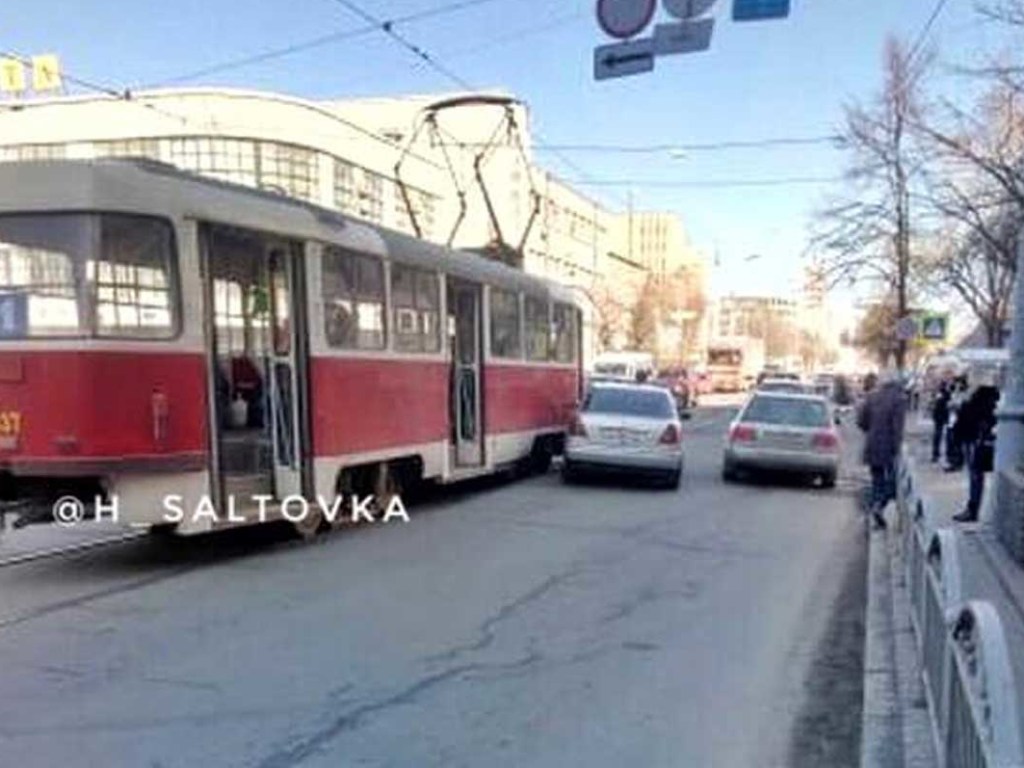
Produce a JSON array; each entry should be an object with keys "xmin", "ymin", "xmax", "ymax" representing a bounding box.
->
[
  {"xmin": 665, "ymin": 468, "xmax": 682, "ymax": 490},
  {"xmin": 820, "ymin": 471, "xmax": 837, "ymax": 489},
  {"xmin": 722, "ymin": 463, "xmax": 738, "ymax": 483},
  {"xmin": 561, "ymin": 462, "xmax": 577, "ymax": 484}
]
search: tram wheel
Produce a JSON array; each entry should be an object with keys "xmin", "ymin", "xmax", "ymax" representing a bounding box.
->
[{"xmin": 292, "ymin": 506, "xmax": 324, "ymax": 541}]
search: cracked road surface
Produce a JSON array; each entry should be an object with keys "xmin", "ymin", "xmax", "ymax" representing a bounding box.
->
[{"xmin": 0, "ymin": 407, "xmax": 865, "ymax": 767}]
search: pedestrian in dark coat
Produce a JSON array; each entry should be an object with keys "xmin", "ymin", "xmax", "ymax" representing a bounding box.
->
[
  {"xmin": 953, "ymin": 382, "xmax": 1000, "ymax": 523},
  {"xmin": 857, "ymin": 371, "xmax": 907, "ymax": 529},
  {"xmin": 931, "ymin": 381, "xmax": 951, "ymax": 463}
]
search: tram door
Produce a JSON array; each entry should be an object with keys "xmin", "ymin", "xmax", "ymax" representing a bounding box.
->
[
  {"xmin": 448, "ymin": 279, "xmax": 483, "ymax": 467},
  {"xmin": 201, "ymin": 225, "xmax": 309, "ymax": 512}
]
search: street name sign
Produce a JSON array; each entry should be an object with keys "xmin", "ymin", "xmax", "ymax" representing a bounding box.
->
[
  {"xmin": 663, "ymin": 0, "xmax": 718, "ymax": 19},
  {"xmin": 594, "ymin": 38, "xmax": 656, "ymax": 80},
  {"xmin": 597, "ymin": 0, "xmax": 658, "ymax": 39},
  {"xmin": 653, "ymin": 17, "xmax": 714, "ymax": 56},
  {"xmin": 732, "ymin": 0, "xmax": 790, "ymax": 21}
]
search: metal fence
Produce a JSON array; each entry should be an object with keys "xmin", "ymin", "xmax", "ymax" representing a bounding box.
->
[
  {"xmin": 922, "ymin": 529, "xmax": 963, "ymax": 747},
  {"xmin": 945, "ymin": 602, "xmax": 1023, "ymax": 768},
  {"xmin": 895, "ymin": 454, "xmax": 1024, "ymax": 768}
]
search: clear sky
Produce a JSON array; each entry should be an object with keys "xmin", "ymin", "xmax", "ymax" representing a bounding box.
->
[{"xmin": 0, "ymin": 0, "xmax": 1009, "ymax": 300}]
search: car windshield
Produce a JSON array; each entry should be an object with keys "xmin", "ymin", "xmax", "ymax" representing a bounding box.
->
[
  {"xmin": 742, "ymin": 396, "xmax": 830, "ymax": 427},
  {"xmin": 584, "ymin": 387, "xmax": 674, "ymax": 418}
]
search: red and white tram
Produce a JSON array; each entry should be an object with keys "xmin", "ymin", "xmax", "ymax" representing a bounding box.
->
[{"xmin": 0, "ymin": 160, "xmax": 582, "ymax": 535}]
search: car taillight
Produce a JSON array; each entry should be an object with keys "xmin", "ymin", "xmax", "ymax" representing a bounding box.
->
[
  {"xmin": 569, "ymin": 416, "xmax": 588, "ymax": 437},
  {"xmin": 813, "ymin": 431, "xmax": 839, "ymax": 450},
  {"xmin": 730, "ymin": 424, "xmax": 757, "ymax": 442},
  {"xmin": 659, "ymin": 424, "xmax": 681, "ymax": 445}
]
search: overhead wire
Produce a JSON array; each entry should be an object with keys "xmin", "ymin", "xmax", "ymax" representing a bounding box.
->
[
  {"xmin": 907, "ymin": 0, "xmax": 951, "ymax": 67},
  {"xmin": 0, "ymin": 48, "xmax": 190, "ymax": 125},
  {"xmin": 563, "ymin": 175, "xmax": 843, "ymax": 189},
  {"xmin": 144, "ymin": 0, "xmax": 511, "ymax": 87},
  {"xmin": 322, "ymin": 0, "xmax": 619, "ymax": 202}
]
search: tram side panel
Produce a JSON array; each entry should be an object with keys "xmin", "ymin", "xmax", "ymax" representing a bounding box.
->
[
  {"xmin": 484, "ymin": 363, "xmax": 578, "ymax": 466},
  {"xmin": 309, "ymin": 355, "xmax": 450, "ymax": 501}
]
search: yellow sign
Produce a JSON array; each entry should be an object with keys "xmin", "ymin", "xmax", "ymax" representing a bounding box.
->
[
  {"xmin": 31, "ymin": 54, "xmax": 62, "ymax": 91},
  {"xmin": 0, "ymin": 58, "xmax": 26, "ymax": 93},
  {"xmin": 0, "ymin": 411, "xmax": 22, "ymax": 437}
]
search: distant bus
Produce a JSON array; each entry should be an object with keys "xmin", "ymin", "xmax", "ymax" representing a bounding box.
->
[{"xmin": 707, "ymin": 337, "xmax": 765, "ymax": 393}]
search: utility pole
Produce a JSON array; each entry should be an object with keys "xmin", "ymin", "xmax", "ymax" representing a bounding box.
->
[{"xmin": 990, "ymin": 210, "xmax": 1024, "ymax": 555}]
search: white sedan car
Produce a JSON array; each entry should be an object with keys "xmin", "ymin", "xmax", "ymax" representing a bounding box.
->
[
  {"xmin": 722, "ymin": 392, "xmax": 841, "ymax": 487},
  {"xmin": 563, "ymin": 383, "xmax": 684, "ymax": 489}
]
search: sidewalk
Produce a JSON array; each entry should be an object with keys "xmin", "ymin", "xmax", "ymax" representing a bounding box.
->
[{"xmin": 904, "ymin": 421, "xmax": 1024, "ymax": 745}]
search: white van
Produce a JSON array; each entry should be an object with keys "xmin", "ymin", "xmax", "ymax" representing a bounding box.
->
[{"xmin": 592, "ymin": 352, "xmax": 656, "ymax": 383}]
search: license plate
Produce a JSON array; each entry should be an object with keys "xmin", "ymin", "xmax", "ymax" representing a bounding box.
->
[{"xmin": 0, "ymin": 410, "xmax": 21, "ymax": 437}]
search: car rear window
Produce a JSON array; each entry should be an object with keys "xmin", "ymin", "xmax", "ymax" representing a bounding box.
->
[
  {"xmin": 759, "ymin": 382, "xmax": 805, "ymax": 393},
  {"xmin": 584, "ymin": 387, "xmax": 674, "ymax": 418},
  {"xmin": 742, "ymin": 396, "xmax": 829, "ymax": 427}
]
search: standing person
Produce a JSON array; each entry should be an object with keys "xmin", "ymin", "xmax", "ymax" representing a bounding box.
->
[
  {"xmin": 945, "ymin": 376, "xmax": 969, "ymax": 471},
  {"xmin": 931, "ymin": 379, "xmax": 951, "ymax": 464},
  {"xmin": 857, "ymin": 370, "xmax": 907, "ymax": 530},
  {"xmin": 952, "ymin": 378, "xmax": 1000, "ymax": 523}
]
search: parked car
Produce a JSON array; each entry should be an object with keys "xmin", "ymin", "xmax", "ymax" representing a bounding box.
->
[
  {"xmin": 654, "ymin": 366, "xmax": 696, "ymax": 414},
  {"xmin": 563, "ymin": 383, "xmax": 684, "ymax": 489},
  {"xmin": 722, "ymin": 392, "xmax": 840, "ymax": 487}
]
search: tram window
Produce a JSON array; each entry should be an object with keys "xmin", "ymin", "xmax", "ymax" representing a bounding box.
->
[
  {"xmin": 552, "ymin": 302, "xmax": 577, "ymax": 364},
  {"xmin": 0, "ymin": 213, "xmax": 176, "ymax": 340},
  {"xmin": 391, "ymin": 264, "xmax": 439, "ymax": 353},
  {"xmin": 322, "ymin": 247, "xmax": 386, "ymax": 350},
  {"xmin": 524, "ymin": 295, "xmax": 550, "ymax": 362},
  {"xmin": 95, "ymin": 215, "xmax": 176, "ymax": 338},
  {"xmin": 490, "ymin": 288, "xmax": 521, "ymax": 359}
]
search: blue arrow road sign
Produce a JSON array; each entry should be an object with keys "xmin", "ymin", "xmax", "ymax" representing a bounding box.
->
[{"xmin": 732, "ymin": 0, "xmax": 790, "ymax": 21}]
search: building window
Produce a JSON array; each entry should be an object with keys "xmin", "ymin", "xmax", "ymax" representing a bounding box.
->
[
  {"xmin": 95, "ymin": 139, "xmax": 161, "ymax": 160},
  {"xmin": 259, "ymin": 142, "xmax": 317, "ymax": 201},
  {"xmin": 334, "ymin": 160, "xmax": 357, "ymax": 214},
  {"xmin": 358, "ymin": 171, "xmax": 385, "ymax": 223},
  {"xmin": 552, "ymin": 302, "xmax": 578, "ymax": 363},
  {"xmin": 391, "ymin": 263, "xmax": 440, "ymax": 353},
  {"xmin": 524, "ymin": 295, "xmax": 549, "ymax": 362},
  {"xmin": 321, "ymin": 247, "xmax": 385, "ymax": 350},
  {"xmin": 490, "ymin": 288, "xmax": 521, "ymax": 359},
  {"xmin": 0, "ymin": 143, "xmax": 67, "ymax": 162},
  {"xmin": 393, "ymin": 183, "xmax": 437, "ymax": 240},
  {"xmin": 169, "ymin": 137, "xmax": 258, "ymax": 187}
]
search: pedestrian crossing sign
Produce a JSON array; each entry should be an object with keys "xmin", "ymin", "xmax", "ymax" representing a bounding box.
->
[{"xmin": 920, "ymin": 313, "xmax": 949, "ymax": 341}]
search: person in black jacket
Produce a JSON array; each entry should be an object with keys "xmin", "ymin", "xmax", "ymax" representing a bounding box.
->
[
  {"xmin": 931, "ymin": 380, "xmax": 951, "ymax": 463},
  {"xmin": 952, "ymin": 382, "xmax": 1000, "ymax": 523},
  {"xmin": 857, "ymin": 371, "xmax": 906, "ymax": 530}
]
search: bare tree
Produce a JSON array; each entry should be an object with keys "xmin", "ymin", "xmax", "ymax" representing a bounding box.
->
[
  {"xmin": 920, "ymin": 167, "xmax": 1019, "ymax": 345},
  {"xmin": 815, "ymin": 38, "xmax": 926, "ymax": 370}
]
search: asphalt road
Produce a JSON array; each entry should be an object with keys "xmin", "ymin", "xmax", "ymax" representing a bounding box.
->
[{"xmin": 0, "ymin": 405, "xmax": 867, "ymax": 768}]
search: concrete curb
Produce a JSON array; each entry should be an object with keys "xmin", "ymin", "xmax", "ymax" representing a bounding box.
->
[{"xmin": 861, "ymin": 525, "xmax": 904, "ymax": 767}]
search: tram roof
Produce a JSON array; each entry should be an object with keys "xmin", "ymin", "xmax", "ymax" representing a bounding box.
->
[{"xmin": 0, "ymin": 159, "xmax": 577, "ymax": 305}]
